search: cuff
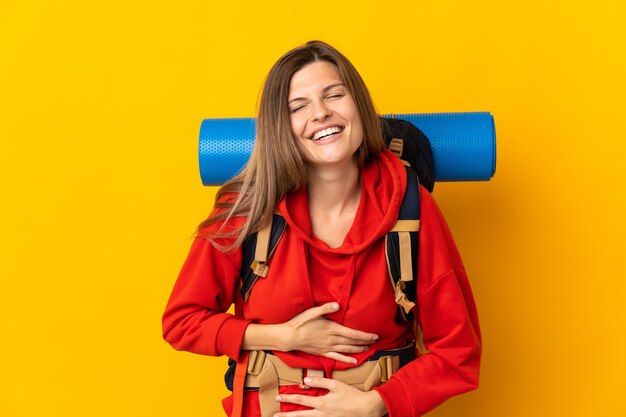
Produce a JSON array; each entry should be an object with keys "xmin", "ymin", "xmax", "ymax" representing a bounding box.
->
[
  {"xmin": 216, "ymin": 316, "xmax": 252, "ymax": 361},
  {"xmin": 373, "ymin": 376, "xmax": 412, "ymax": 417}
]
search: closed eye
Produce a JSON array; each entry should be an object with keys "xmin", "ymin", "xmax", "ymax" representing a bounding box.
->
[
  {"xmin": 289, "ymin": 89, "xmax": 345, "ymax": 113},
  {"xmin": 289, "ymin": 104, "xmax": 306, "ymax": 113},
  {"xmin": 326, "ymin": 91, "xmax": 345, "ymax": 100}
]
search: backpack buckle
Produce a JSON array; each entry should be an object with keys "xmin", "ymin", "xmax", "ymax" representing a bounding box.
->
[
  {"xmin": 378, "ymin": 355, "xmax": 400, "ymax": 382},
  {"xmin": 247, "ymin": 350, "xmax": 267, "ymax": 376},
  {"xmin": 394, "ymin": 285, "xmax": 416, "ymax": 314},
  {"xmin": 250, "ymin": 260, "xmax": 269, "ymax": 277},
  {"xmin": 388, "ymin": 138, "xmax": 404, "ymax": 158}
]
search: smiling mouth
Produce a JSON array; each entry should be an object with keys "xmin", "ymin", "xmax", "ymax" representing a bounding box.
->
[{"xmin": 310, "ymin": 126, "xmax": 344, "ymax": 141}]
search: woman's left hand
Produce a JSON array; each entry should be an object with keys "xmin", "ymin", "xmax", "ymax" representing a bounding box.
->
[{"xmin": 274, "ymin": 376, "xmax": 387, "ymax": 417}]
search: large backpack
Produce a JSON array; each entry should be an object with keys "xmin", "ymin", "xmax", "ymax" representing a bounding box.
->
[
  {"xmin": 238, "ymin": 116, "xmax": 434, "ymax": 324},
  {"xmin": 224, "ymin": 117, "xmax": 433, "ymax": 392}
]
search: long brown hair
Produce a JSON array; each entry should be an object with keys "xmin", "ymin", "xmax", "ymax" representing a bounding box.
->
[{"xmin": 199, "ymin": 40, "xmax": 385, "ymax": 251}]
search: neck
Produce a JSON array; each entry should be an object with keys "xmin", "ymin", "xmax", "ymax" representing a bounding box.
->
[{"xmin": 306, "ymin": 160, "xmax": 361, "ymax": 215}]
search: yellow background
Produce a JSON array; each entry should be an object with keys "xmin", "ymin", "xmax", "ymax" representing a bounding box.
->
[{"xmin": 1, "ymin": 0, "xmax": 625, "ymax": 416}]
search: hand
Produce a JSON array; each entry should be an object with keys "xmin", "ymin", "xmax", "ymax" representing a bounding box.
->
[
  {"xmin": 283, "ymin": 302, "xmax": 378, "ymax": 364},
  {"xmin": 274, "ymin": 376, "xmax": 388, "ymax": 417}
]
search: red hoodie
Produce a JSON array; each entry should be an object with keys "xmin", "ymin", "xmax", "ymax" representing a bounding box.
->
[{"xmin": 162, "ymin": 150, "xmax": 481, "ymax": 416}]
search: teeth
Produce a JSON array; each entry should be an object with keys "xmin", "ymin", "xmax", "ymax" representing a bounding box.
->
[{"xmin": 312, "ymin": 126, "xmax": 342, "ymax": 141}]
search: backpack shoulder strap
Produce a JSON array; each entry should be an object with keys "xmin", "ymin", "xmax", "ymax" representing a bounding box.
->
[
  {"xmin": 385, "ymin": 165, "xmax": 421, "ymax": 323},
  {"xmin": 240, "ymin": 213, "xmax": 286, "ymax": 301}
]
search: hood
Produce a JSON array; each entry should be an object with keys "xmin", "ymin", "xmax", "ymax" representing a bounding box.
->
[{"xmin": 277, "ymin": 150, "xmax": 407, "ymax": 255}]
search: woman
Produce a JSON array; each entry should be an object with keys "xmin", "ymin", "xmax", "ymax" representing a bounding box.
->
[{"xmin": 163, "ymin": 41, "xmax": 481, "ymax": 417}]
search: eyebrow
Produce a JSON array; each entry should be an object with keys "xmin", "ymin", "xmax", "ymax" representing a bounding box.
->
[{"xmin": 288, "ymin": 83, "xmax": 346, "ymax": 104}]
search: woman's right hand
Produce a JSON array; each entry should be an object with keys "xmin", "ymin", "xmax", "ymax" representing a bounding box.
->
[
  {"xmin": 282, "ymin": 302, "xmax": 378, "ymax": 363},
  {"xmin": 242, "ymin": 302, "xmax": 378, "ymax": 364}
]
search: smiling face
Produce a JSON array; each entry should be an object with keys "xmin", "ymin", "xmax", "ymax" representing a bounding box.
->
[{"xmin": 288, "ymin": 60, "xmax": 364, "ymax": 170}]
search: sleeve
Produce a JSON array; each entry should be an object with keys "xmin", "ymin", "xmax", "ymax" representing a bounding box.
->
[
  {"xmin": 161, "ymin": 232, "xmax": 252, "ymax": 362},
  {"xmin": 373, "ymin": 187, "xmax": 482, "ymax": 417}
]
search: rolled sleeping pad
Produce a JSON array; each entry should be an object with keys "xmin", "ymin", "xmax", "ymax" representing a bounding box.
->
[
  {"xmin": 388, "ymin": 112, "xmax": 497, "ymax": 182},
  {"xmin": 199, "ymin": 112, "xmax": 496, "ymax": 186}
]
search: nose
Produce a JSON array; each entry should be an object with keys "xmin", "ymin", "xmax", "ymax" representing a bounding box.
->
[{"xmin": 311, "ymin": 100, "xmax": 331, "ymax": 121}]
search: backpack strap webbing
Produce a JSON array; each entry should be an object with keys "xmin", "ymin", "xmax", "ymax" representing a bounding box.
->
[
  {"xmin": 385, "ymin": 165, "xmax": 421, "ymax": 323},
  {"xmin": 230, "ymin": 351, "xmax": 250, "ymax": 417},
  {"xmin": 240, "ymin": 213, "xmax": 286, "ymax": 301},
  {"xmin": 252, "ymin": 221, "xmax": 272, "ymax": 277}
]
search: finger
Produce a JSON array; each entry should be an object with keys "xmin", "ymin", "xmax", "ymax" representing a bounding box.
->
[
  {"xmin": 329, "ymin": 324, "xmax": 378, "ymax": 342},
  {"xmin": 324, "ymin": 335, "xmax": 377, "ymax": 348},
  {"xmin": 298, "ymin": 302, "xmax": 340, "ymax": 322},
  {"xmin": 327, "ymin": 336, "xmax": 377, "ymax": 347},
  {"xmin": 274, "ymin": 407, "xmax": 320, "ymax": 417},
  {"xmin": 300, "ymin": 376, "xmax": 342, "ymax": 392},
  {"xmin": 330, "ymin": 344, "xmax": 370, "ymax": 354},
  {"xmin": 324, "ymin": 351, "xmax": 358, "ymax": 364},
  {"xmin": 276, "ymin": 393, "xmax": 318, "ymax": 408}
]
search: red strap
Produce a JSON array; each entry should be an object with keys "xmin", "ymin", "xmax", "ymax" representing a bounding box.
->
[{"xmin": 231, "ymin": 352, "xmax": 250, "ymax": 417}]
